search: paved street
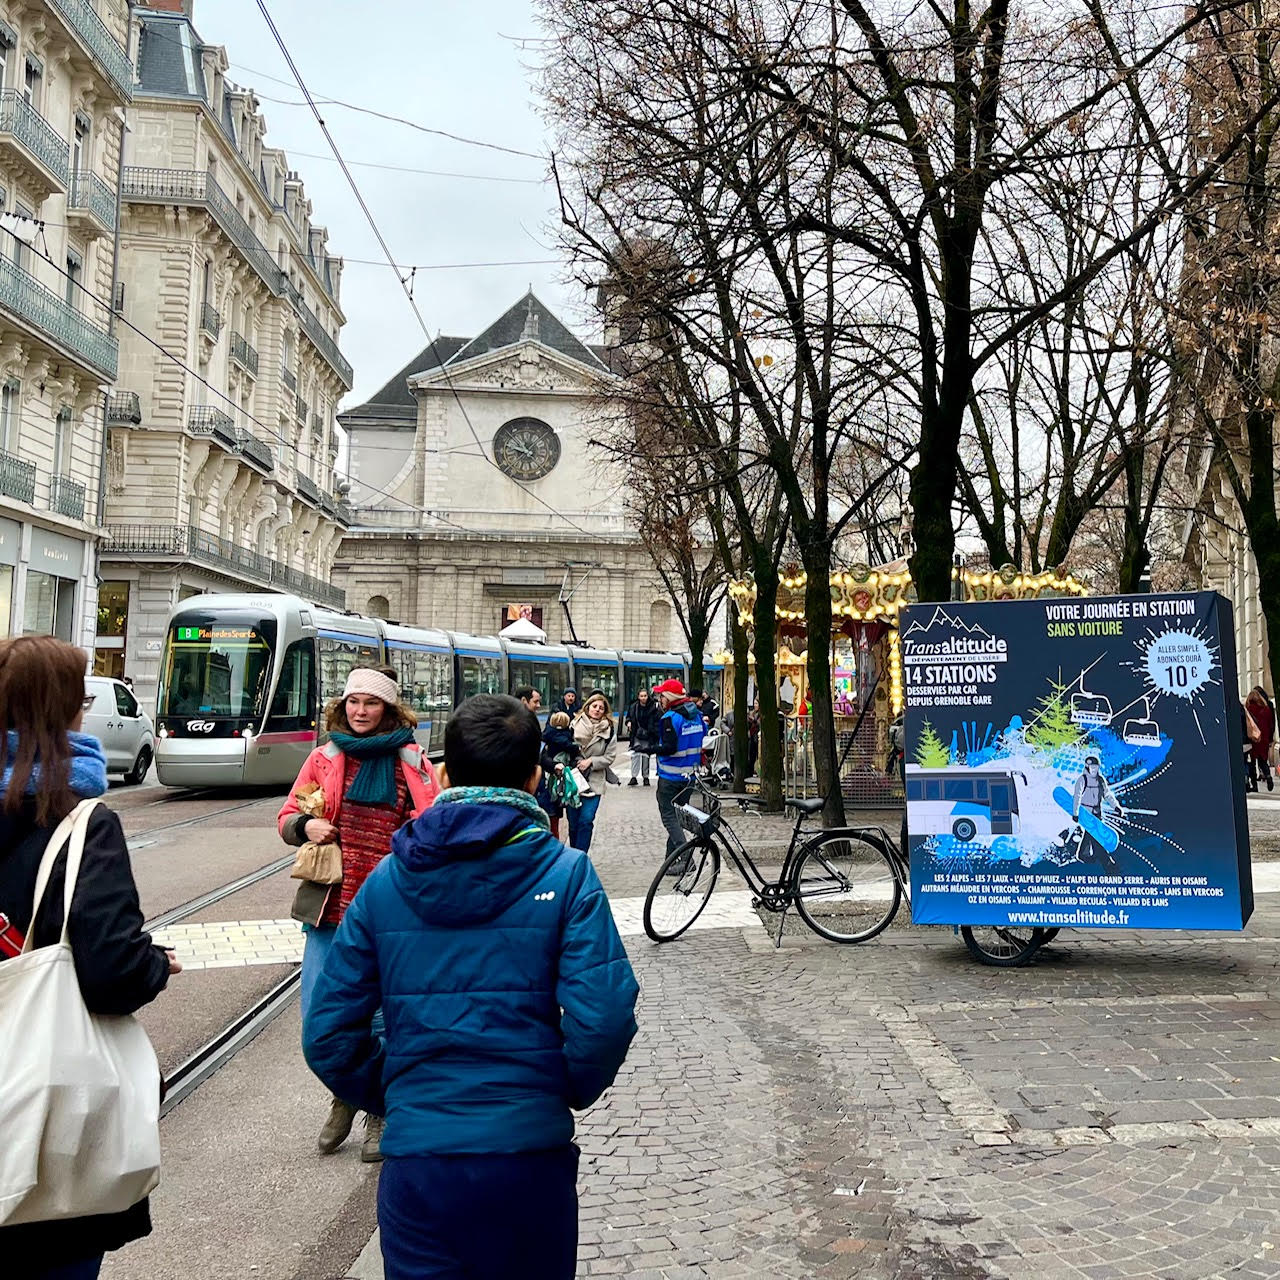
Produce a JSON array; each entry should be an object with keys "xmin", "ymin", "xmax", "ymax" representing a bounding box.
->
[{"xmin": 105, "ymin": 779, "xmax": 1280, "ymax": 1279}]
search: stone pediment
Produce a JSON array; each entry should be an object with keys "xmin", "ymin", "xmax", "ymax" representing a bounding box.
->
[{"xmin": 408, "ymin": 340, "xmax": 609, "ymax": 395}]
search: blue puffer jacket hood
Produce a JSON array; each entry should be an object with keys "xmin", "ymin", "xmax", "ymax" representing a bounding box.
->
[{"xmin": 391, "ymin": 800, "xmax": 554, "ymax": 926}]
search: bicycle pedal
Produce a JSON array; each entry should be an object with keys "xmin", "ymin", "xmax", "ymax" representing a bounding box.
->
[{"xmin": 751, "ymin": 897, "xmax": 762, "ymax": 909}]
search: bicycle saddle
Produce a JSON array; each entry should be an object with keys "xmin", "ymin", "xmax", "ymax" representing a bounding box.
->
[{"xmin": 785, "ymin": 796, "xmax": 826, "ymax": 816}]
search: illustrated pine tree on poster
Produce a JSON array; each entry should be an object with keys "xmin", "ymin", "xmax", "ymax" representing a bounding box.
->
[
  {"xmin": 1025, "ymin": 680, "xmax": 1081, "ymax": 751},
  {"xmin": 915, "ymin": 720, "xmax": 950, "ymax": 767}
]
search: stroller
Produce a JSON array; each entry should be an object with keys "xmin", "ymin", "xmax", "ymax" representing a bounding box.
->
[{"xmin": 697, "ymin": 725, "xmax": 733, "ymax": 789}]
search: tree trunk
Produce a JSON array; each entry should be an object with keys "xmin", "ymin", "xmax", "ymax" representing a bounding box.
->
[
  {"xmin": 1117, "ymin": 442, "xmax": 1149, "ymax": 594},
  {"xmin": 730, "ymin": 606, "xmax": 751, "ymax": 791},
  {"xmin": 687, "ymin": 615, "xmax": 708, "ymax": 691},
  {"xmin": 801, "ymin": 546, "xmax": 845, "ymax": 826},
  {"xmin": 752, "ymin": 560, "xmax": 784, "ymax": 811},
  {"xmin": 909, "ymin": 397, "xmax": 967, "ymax": 602}
]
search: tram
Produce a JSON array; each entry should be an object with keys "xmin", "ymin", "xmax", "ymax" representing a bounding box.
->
[{"xmin": 154, "ymin": 593, "xmax": 724, "ymax": 788}]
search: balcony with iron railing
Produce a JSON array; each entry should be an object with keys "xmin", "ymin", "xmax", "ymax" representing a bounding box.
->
[
  {"xmin": 121, "ymin": 168, "xmax": 353, "ymax": 389},
  {"xmin": 68, "ymin": 170, "xmax": 117, "ymax": 233},
  {"xmin": 296, "ymin": 469, "xmax": 323, "ymax": 506},
  {"xmin": 106, "ymin": 391, "xmax": 141, "ymax": 424},
  {"xmin": 200, "ymin": 302, "xmax": 222, "ymax": 341},
  {"xmin": 238, "ymin": 431, "xmax": 275, "ymax": 474},
  {"xmin": 187, "ymin": 404, "xmax": 240, "ymax": 451},
  {"xmin": 0, "ymin": 253, "xmax": 117, "ymax": 379},
  {"xmin": 47, "ymin": 0, "xmax": 134, "ymax": 102},
  {"xmin": 230, "ymin": 331, "xmax": 258, "ymax": 376},
  {"xmin": 49, "ymin": 473, "xmax": 86, "ymax": 520},
  {"xmin": 101, "ymin": 523, "xmax": 345, "ymax": 609},
  {"xmin": 281, "ymin": 366, "xmax": 297, "ymax": 393},
  {"xmin": 294, "ymin": 393, "xmax": 307, "ymax": 423},
  {"xmin": 0, "ymin": 449, "xmax": 35, "ymax": 504},
  {"xmin": 0, "ymin": 91, "xmax": 70, "ymax": 195}
]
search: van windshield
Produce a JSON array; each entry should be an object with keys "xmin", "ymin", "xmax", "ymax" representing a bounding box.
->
[{"xmin": 159, "ymin": 612, "xmax": 276, "ymax": 720}]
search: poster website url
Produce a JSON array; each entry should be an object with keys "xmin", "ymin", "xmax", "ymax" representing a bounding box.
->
[{"xmin": 1008, "ymin": 909, "xmax": 1130, "ymax": 926}]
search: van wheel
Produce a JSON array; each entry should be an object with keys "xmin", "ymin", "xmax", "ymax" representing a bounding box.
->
[
  {"xmin": 952, "ymin": 817, "xmax": 977, "ymax": 842},
  {"xmin": 124, "ymin": 746, "xmax": 152, "ymax": 786}
]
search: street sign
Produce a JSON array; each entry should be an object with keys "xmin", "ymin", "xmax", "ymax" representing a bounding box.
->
[{"xmin": 902, "ymin": 592, "xmax": 1252, "ymax": 930}]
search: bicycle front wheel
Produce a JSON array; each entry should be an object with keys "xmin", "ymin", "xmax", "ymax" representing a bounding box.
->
[
  {"xmin": 792, "ymin": 833, "xmax": 902, "ymax": 943},
  {"xmin": 960, "ymin": 925, "xmax": 1046, "ymax": 967},
  {"xmin": 644, "ymin": 838, "xmax": 721, "ymax": 942}
]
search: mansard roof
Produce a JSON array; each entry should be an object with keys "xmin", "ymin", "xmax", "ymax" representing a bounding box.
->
[{"xmin": 343, "ymin": 292, "xmax": 607, "ymax": 421}]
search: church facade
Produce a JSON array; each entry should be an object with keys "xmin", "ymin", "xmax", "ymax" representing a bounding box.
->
[{"xmin": 334, "ymin": 293, "xmax": 680, "ymax": 652}]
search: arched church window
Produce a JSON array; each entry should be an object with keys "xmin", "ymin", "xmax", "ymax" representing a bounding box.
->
[
  {"xmin": 649, "ymin": 599, "xmax": 672, "ymax": 651},
  {"xmin": 366, "ymin": 594, "xmax": 390, "ymax": 619}
]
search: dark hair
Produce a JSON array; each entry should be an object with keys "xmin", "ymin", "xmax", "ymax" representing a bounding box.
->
[
  {"xmin": 690, "ymin": 688, "xmax": 706, "ymax": 699},
  {"xmin": 512, "ymin": 685, "xmax": 538, "ymax": 704},
  {"xmin": 323, "ymin": 664, "xmax": 417, "ymax": 734},
  {"xmin": 445, "ymin": 694, "xmax": 541, "ymax": 788},
  {"xmin": 0, "ymin": 636, "xmax": 88, "ymax": 825}
]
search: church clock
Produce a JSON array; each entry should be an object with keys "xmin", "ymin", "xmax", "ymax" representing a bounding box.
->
[{"xmin": 493, "ymin": 418, "xmax": 561, "ymax": 481}]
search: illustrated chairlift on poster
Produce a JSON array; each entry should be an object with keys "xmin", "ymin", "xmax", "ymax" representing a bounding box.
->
[
  {"xmin": 1070, "ymin": 683, "xmax": 1114, "ymax": 729},
  {"xmin": 1121, "ymin": 698, "xmax": 1161, "ymax": 747}
]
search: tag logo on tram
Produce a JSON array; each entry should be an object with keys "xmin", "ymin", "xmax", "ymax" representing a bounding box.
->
[{"xmin": 186, "ymin": 720, "xmax": 217, "ymax": 733}]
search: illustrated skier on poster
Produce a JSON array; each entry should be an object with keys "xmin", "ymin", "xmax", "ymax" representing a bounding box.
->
[{"xmin": 1070, "ymin": 754, "xmax": 1119, "ymax": 871}]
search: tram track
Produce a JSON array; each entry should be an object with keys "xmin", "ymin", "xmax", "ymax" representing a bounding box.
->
[
  {"xmin": 143, "ymin": 852, "xmax": 296, "ymax": 932},
  {"xmin": 128, "ymin": 794, "xmax": 278, "ymax": 845},
  {"xmin": 160, "ymin": 970, "xmax": 300, "ymax": 1118}
]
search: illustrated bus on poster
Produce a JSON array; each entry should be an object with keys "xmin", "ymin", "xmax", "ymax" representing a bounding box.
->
[{"xmin": 903, "ymin": 765, "xmax": 1028, "ymax": 843}]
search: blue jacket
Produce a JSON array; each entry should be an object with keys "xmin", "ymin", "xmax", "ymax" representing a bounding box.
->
[{"xmin": 302, "ymin": 798, "xmax": 639, "ymax": 1156}]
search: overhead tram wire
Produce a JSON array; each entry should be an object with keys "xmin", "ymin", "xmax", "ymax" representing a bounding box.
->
[{"xmin": 249, "ymin": 0, "xmax": 593, "ymax": 539}]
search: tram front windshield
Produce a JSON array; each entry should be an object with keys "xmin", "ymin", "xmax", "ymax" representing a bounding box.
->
[{"xmin": 159, "ymin": 612, "xmax": 276, "ymax": 721}]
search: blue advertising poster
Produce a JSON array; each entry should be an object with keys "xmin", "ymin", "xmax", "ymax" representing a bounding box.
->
[{"xmin": 903, "ymin": 592, "xmax": 1252, "ymax": 930}]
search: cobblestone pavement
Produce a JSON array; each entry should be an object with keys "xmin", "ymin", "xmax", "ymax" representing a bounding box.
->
[{"xmin": 570, "ymin": 783, "xmax": 1280, "ymax": 1279}]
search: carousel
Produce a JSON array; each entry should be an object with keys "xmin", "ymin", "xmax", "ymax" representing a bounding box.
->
[{"xmin": 722, "ymin": 560, "xmax": 1087, "ymax": 806}]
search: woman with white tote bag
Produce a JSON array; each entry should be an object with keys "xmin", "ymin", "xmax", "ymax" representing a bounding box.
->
[{"xmin": 0, "ymin": 637, "xmax": 178, "ymax": 1278}]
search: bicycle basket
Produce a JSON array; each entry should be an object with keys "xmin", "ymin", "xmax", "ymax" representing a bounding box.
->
[{"xmin": 677, "ymin": 794, "xmax": 720, "ymax": 838}]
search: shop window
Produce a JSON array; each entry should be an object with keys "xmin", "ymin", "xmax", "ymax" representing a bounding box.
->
[
  {"xmin": 0, "ymin": 564, "xmax": 11, "ymax": 638},
  {"xmin": 24, "ymin": 571, "xmax": 75, "ymax": 641},
  {"xmin": 96, "ymin": 580, "xmax": 129, "ymax": 638}
]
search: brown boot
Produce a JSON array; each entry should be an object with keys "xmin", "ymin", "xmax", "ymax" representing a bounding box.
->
[
  {"xmin": 361, "ymin": 1113, "xmax": 384, "ymax": 1163},
  {"xmin": 317, "ymin": 1097, "xmax": 356, "ymax": 1154}
]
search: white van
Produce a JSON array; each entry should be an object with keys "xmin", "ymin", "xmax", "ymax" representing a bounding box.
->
[{"xmin": 83, "ymin": 677, "xmax": 155, "ymax": 784}]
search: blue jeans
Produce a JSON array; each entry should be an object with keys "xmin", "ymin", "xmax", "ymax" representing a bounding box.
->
[
  {"xmin": 301, "ymin": 926, "xmax": 385, "ymax": 1044},
  {"xmin": 35, "ymin": 1261, "xmax": 103, "ymax": 1280},
  {"xmin": 379, "ymin": 1147, "xmax": 578, "ymax": 1280},
  {"xmin": 566, "ymin": 793, "xmax": 600, "ymax": 853}
]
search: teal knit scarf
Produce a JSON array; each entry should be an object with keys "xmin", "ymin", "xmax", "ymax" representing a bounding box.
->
[
  {"xmin": 330, "ymin": 727, "xmax": 415, "ymax": 806},
  {"xmin": 436, "ymin": 785, "xmax": 551, "ymax": 831}
]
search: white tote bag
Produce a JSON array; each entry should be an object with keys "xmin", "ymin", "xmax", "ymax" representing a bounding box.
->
[{"xmin": 0, "ymin": 798, "xmax": 162, "ymax": 1226}]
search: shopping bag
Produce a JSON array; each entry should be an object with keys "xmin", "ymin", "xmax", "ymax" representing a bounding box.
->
[
  {"xmin": 0, "ymin": 799, "xmax": 162, "ymax": 1225},
  {"xmin": 289, "ymin": 840, "xmax": 343, "ymax": 884}
]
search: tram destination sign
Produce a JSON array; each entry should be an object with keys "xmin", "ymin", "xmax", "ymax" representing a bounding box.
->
[{"xmin": 902, "ymin": 592, "xmax": 1252, "ymax": 931}]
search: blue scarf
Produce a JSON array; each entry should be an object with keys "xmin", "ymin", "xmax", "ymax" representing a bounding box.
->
[
  {"xmin": 436, "ymin": 785, "xmax": 551, "ymax": 831},
  {"xmin": 330, "ymin": 727, "xmax": 415, "ymax": 806},
  {"xmin": 1, "ymin": 730, "xmax": 108, "ymax": 802}
]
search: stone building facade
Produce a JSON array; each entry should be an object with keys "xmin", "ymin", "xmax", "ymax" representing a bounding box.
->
[
  {"xmin": 0, "ymin": 0, "xmax": 131, "ymax": 648},
  {"xmin": 335, "ymin": 292, "xmax": 679, "ymax": 652},
  {"xmin": 96, "ymin": 0, "xmax": 352, "ymax": 695}
]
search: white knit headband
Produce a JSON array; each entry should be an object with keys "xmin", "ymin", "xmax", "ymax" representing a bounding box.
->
[{"xmin": 343, "ymin": 668, "xmax": 399, "ymax": 704}]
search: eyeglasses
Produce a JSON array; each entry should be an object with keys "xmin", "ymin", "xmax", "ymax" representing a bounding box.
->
[{"xmin": 81, "ymin": 695, "xmax": 96, "ymax": 711}]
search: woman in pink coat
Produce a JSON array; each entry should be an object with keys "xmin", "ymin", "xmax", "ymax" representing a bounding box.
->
[{"xmin": 278, "ymin": 665, "xmax": 439, "ymax": 1160}]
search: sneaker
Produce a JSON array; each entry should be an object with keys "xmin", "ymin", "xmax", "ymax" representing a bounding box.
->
[
  {"xmin": 317, "ymin": 1097, "xmax": 356, "ymax": 1155},
  {"xmin": 628, "ymin": 778, "xmax": 638, "ymax": 787},
  {"xmin": 643, "ymin": 779, "xmax": 651, "ymax": 787},
  {"xmin": 1269, "ymin": 776, "xmax": 1275, "ymax": 792},
  {"xmin": 664, "ymin": 857, "xmax": 692, "ymax": 877},
  {"xmin": 361, "ymin": 1113, "xmax": 384, "ymax": 1163}
]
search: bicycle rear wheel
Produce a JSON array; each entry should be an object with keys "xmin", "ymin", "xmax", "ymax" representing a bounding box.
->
[
  {"xmin": 644, "ymin": 838, "xmax": 721, "ymax": 942},
  {"xmin": 959, "ymin": 925, "xmax": 1047, "ymax": 967},
  {"xmin": 792, "ymin": 833, "xmax": 902, "ymax": 943}
]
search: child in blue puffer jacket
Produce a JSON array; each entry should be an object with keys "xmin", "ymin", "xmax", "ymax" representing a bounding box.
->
[{"xmin": 303, "ymin": 693, "xmax": 639, "ymax": 1280}]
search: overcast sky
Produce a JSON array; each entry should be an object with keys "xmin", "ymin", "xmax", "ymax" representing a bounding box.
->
[{"xmin": 191, "ymin": 0, "xmax": 583, "ymax": 407}]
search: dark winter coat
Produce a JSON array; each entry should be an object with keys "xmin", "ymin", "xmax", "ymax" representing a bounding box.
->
[
  {"xmin": 541, "ymin": 725, "xmax": 581, "ymax": 766},
  {"xmin": 625, "ymin": 698, "xmax": 662, "ymax": 752},
  {"xmin": 303, "ymin": 798, "xmax": 639, "ymax": 1155},
  {"xmin": 0, "ymin": 800, "xmax": 170, "ymax": 1267}
]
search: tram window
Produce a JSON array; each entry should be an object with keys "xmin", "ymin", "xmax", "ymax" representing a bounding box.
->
[
  {"xmin": 268, "ymin": 640, "xmax": 316, "ymax": 732},
  {"xmin": 576, "ymin": 664, "xmax": 618, "ymax": 706},
  {"xmin": 547, "ymin": 662, "xmax": 568, "ymax": 706},
  {"xmin": 508, "ymin": 658, "xmax": 533, "ymax": 691},
  {"xmin": 390, "ymin": 647, "xmax": 452, "ymax": 718},
  {"xmin": 159, "ymin": 615, "xmax": 275, "ymax": 720},
  {"xmin": 318, "ymin": 635, "xmax": 380, "ymax": 704},
  {"xmin": 459, "ymin": 654, "xmax": 502, "ymax": 700}
]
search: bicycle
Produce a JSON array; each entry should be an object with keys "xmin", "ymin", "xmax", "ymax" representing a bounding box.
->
[{"xmin": 642, "ymin": 790, "xmax": 1052, "ymax": 964}]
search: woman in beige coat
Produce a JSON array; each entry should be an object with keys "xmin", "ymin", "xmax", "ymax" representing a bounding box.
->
[{"xmin": 568, "ymin": 691, "xmax": 616, "ymax": 853}]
